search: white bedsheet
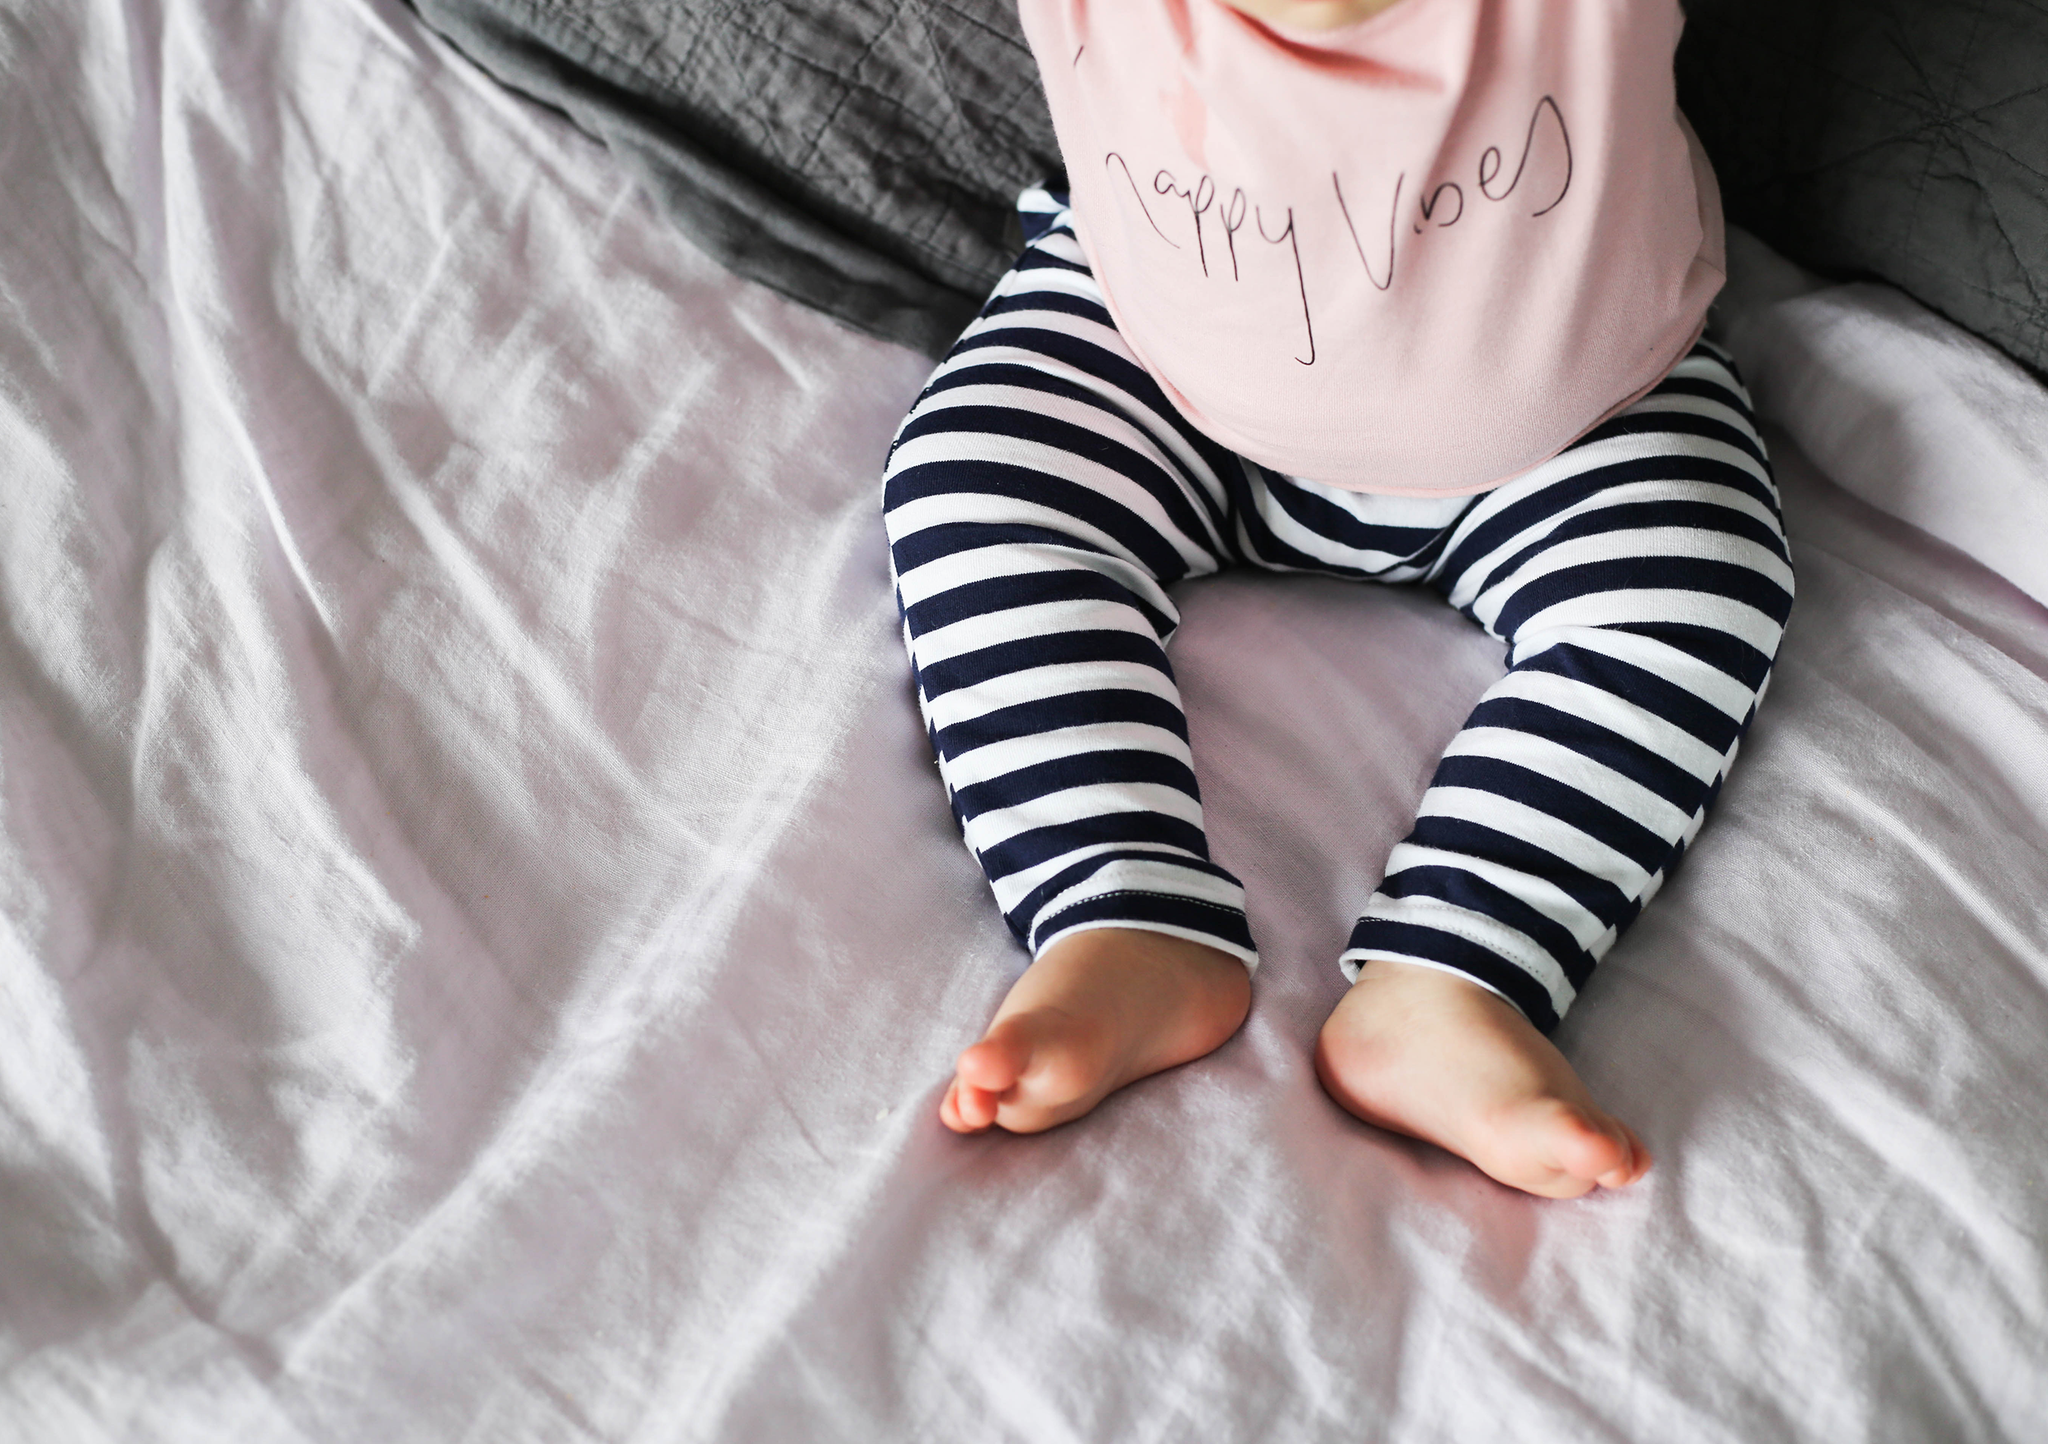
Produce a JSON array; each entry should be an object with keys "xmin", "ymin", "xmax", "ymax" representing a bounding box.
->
[{"xmin": 2, "ymin": 1, "xmax": 2045, "ymax": 1439}]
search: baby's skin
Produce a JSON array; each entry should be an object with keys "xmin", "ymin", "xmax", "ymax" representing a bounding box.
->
[
  {"xmin": 940, "ymin": 0, "xmax": 1652, "ymax": 1198},
  {"xmin": 940, "ymin": 928, "xmax": 1650, "ymax": 1200}
]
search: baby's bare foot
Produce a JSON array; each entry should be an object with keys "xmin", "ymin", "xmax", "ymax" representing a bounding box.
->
[
  {"xmin": 940, "ymin": 928, "xmax": 1252, "ymax": 1134},
  {"xmin": 1315, "ymin": 959, "xmax": 1650, "ymax": 1198}
]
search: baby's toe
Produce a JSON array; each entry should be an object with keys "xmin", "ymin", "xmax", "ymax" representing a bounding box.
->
[
  {"xmin": 942, "ymin": 1078, "xmax": 999, "ymax": 1132},
  {"xmin": 1481, "ymin": 1102, "xmax": 1634, "ymax": 1196},
  {"xmin": 938, "ymin": 1080, "xmax": 967, "ymax": 1132},
  {"xmin": 1552, "ymin": 1108, "xmax": 1648, "ymax": 1190},
  {"xmin": 1623, "ymin": 1123, "xmax": 1652, "ymax": 1176},
  {"xmin": 1597, "ymin": 1123, "xmax": 1652, "ymax": 1188},
  {"xmin": 958, "ymin": 1029, "xmax": 1032, "ymax": 1094}
]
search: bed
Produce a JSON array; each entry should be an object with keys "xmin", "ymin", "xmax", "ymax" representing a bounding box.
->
[{"xmin": 3, "ymin": 0, "xmax": 2045, "ymax": 1438}]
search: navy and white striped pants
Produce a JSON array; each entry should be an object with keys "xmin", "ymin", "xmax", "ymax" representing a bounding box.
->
[{"xmin": 883, "ymin": 192, "xmax": 1793, "ymax": 1031}]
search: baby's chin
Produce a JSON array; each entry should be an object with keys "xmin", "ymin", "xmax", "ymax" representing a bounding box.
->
[{"xmin": 1214, "ymin": 0, "xmax": 1409, "ymax": 33}]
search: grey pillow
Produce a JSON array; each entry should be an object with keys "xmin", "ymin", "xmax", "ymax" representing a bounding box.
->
[
  {"xmin": 415, "ymin": 0, "xmax": 2048, "ymax": 376},
  {"xmin": 410, "ymin": 0, "xmax": 1060, "ymax": 356},
  {"xmin": 1677, "ymin": 0, "xmax": 2048, "ymax": 378}
]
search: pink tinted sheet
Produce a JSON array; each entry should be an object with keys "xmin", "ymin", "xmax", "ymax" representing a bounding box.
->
[{"xmin": 0, "ymin": 1, "xmax": 2043, "ymax": 1439}]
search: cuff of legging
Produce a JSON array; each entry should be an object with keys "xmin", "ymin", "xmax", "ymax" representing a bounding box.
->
[
  {"xmin": 1013, "ymin": 854, "xmax": 1257, "ymax": 970},
  {"xmin": 1031, "ymin": 891, "xmax": 1259, "ymax": 972},
  {"xmin": 1341, "ymin": 907, "xmax": 1570, "ymax": 1032}
]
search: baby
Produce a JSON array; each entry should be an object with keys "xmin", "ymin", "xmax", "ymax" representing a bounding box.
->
[{"xmin": 881, "ymin": 0, "xmax": 1792, "ymax": 1197}]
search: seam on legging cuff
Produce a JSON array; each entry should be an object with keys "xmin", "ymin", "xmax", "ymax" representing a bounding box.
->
[
  {"xmin": 1033, "ymin": 889, "xmax": 1259, "ymax": 972},
  {"xmin": 1346, "ymin": 896, "xmax": 1576, "ymax": 1021},
  {"xmin": 1337, "ymin": 951, "xmax": 1520, "ymax": 1012},
  {"xmin": 1363, "ymin": 895, "xmax": 1576, "ymax": 990}
]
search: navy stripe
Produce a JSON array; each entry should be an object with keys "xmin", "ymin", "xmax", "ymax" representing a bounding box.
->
[
  {"xmin": 952, "ymin": 747, "xmax": 1200, "ymax": 822},
  {"xmin": 1517, "ymin": 642, "xmax": 1747, "ymax": 751},
  {"xmin": 890, "ymin": 520, "xmax": 1116, "ymax": 577},
  {"xmin": 1033, "ymin": 889, "xmax": 1256, "ymax": 953},
  {"xmin": 1434, "ymin": 453, "xmax": 1779, "ymax": 583},
  {"xmin": 1399, "ymin": 814, "xmax": 1636, "ymax": 928},
  {"xmin": 887, "ymin": 458, "xmax": 1201, "ymax": 583},
  {"xmin": 917, "ymin": 359, "xmax": 1232, "ymax": 531},
  {"xmin": 1609, "ymin": 620, "xmax": 1780, "ymax": 692},
  {"xmin": 1235, "ymin": 478, "xmax": 1455, "ymax": 575},
  {"xmin": 1004, "ymin": 847, "xmax": 1238, "ymax": 942},
  {"xmin": 894, "ymin": 404, "xmax": 1223, "ymax": 554},
  {"xmin": 1463, "ymin": 695, "xmax": 1711, "ymax": 812},
  {"xmin": 981, "ymin": 811, "xmax": 1212, "ymax": 881},
  {"xmin": 920, "ymin": 628, "xmax": 1171, "ymax": 699},
  {"xmin": 948, "ymin": 323, "xmax": 1247, "ymax": 481},
  {"xmin": 884, "ymin": 204, "xmax": 1789, "ymax": 996},
  {"xmin": 1257, "ymin": 475, "xmax": 1459, "ymax": 561},
  {"xmin": 1487, "ymin": 556, "xmax": 1794, "ymax": 641},
  {"xmin": 1018, "ymin": 203, "xmax": 1070, "ymax": 245},
  {"xmin": 1376, "ymin": 864, "xmax": 1598, "ymax": 988},
  {"xmin": 1232, "ymin": 490, "xmax": 1393, "ymax": 578},
  {"xmin": 933, "ymin": 688, "xmax": 1190, "ymax": 761},
  {"xmin": 1013, "ymin": 248, "xmax": 1092, "ymax": 276},
  {"xmin": 981, "ymin": 289, "xmax": 1115, "ymax": 326},
  {"xmin": 1475, "ymin": 498, "xmax": 1792, "ymax": 590},
  {"xmin": 1427, "ymin": 754, "xmax": 1672, "ymax": 874},
  {"xmin": 1649, "ymin": 375, "xmax": 1751, "ymax": 407},
  {"xmin": 1575, "ymin": 407, "xmax": 1769, "ymax": 467},
  {"xmin": 1346, "ymin": 919, "xmax": 1562, "ymax": 1032},
  {"xmin": 903, "ymin": 568, "xmax": 1177, "ymax": 641}
]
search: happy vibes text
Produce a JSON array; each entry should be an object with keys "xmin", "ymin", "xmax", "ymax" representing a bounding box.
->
[{"xmin": 1102, "ymin": 93, "xmax": 1573, "ymax": 365}]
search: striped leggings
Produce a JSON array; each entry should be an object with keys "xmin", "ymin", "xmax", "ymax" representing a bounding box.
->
[{"xmin": 882, "ymin": 190, "xmax": 1793, "ymax": 1031}]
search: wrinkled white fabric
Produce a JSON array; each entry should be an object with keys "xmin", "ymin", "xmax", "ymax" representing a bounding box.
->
[
  {"xmin": 1717, "ymin": 227, "xmax": 2048, "ymax": 609},
  {"xmin": 0, "ymin": 1, "xmax": 2044, "ymax": 1440}
]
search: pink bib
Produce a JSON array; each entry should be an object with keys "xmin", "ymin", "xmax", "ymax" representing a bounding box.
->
[{"xmin": 1017, "ymin": 0, "xmax": 1725, "ymax": 495}]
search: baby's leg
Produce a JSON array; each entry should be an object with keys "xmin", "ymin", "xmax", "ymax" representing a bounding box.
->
[
  {"xmin": 1317, "ymin": 344, "xmax": 1794, "ymax": 1196},
  {"xmin": 885, "ymin": 193, "xmax": 1256, "ymax": 1133}
]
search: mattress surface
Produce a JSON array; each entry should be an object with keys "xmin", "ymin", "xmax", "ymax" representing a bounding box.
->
[{"xmin": 1, "ymin": 1, "xmax": 2045, "ymax": 1439}]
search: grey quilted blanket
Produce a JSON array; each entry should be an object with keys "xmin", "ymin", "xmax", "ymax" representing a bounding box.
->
[
  {"xmin": 411, "ymin": 0, "xmax": 1060, "ymax": 355},
  {"xmin": 413, "ymin": 0, "xmax": 2048, "ymax": 374}
]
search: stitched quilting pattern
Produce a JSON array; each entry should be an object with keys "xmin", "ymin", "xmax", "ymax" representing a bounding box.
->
[
  {"xmin": 412, "ymin": 0, "xmax": 2046, "ymax": 374},
  {"xmin": 413, "ymin": 0, "xmax": 1060, "ymax": 354},
  {"xmin": 1679, "ymin": 0, "xmax": 2047, "ymax": 376}
]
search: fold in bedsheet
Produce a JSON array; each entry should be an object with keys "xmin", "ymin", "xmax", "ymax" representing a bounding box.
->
[
  {"xmin": 1, "ymin": 1, "xmax": 2045, "ymax": 1440},
  {"xmin": 1717, "ymin": 228, "xmax": 2048, "ymax": 611}
]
